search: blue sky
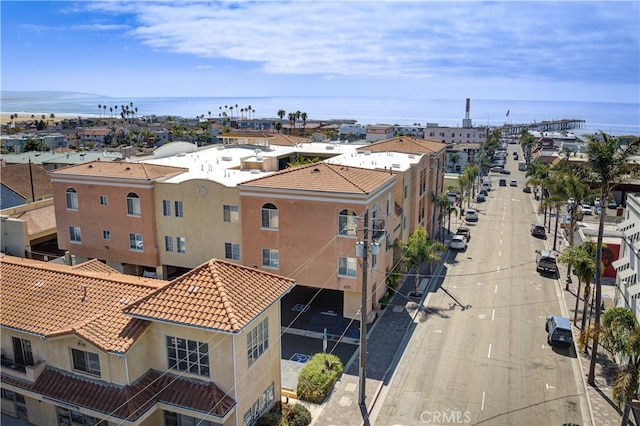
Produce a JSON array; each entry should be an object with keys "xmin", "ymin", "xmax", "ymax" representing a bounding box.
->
[{"xmin": 2, "ymin": 1, "xmax": 639, "ymax": 103}]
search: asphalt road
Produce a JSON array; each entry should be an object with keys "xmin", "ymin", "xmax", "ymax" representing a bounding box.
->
[{"xmin": 371, "ymin": 158, "xmax": 591, "ymax": 425}]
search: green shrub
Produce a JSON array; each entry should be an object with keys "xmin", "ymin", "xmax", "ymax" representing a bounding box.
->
[
  {"xmin": 296, "ymin": 353, "xmax": 343, "ymax": 403},
  {"xmin": 284, "ymin": 403, "xmax": 312, "ymax": 426},
  {"xmin": 256, "ymin": 411, "xmax": 281, "ymax": 426}
]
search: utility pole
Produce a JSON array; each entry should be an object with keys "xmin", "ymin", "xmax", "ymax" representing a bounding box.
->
[{"xmin": 359, "ymin": 209, "xmax": 369, "ymax": 407}]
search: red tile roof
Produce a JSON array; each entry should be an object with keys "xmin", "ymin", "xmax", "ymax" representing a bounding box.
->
[
  {"xmin": 73, "ymin": 258, "xmax": 120, "ymax": 274},
  {"xmin": 0, "ymin": 256, "xmax": 163, "ymax": 353},
  {"xmin": 49, "ymin": 160, "xmax": 187, "ymax": 180},
  {"xmin": 240, "ymin": 162, "xmax": 396, "ymax": 194},
  {"xmin": 125, "ymin": 259, "xmax": 295, "ymax": 332},
  {"xmin": 362, "ymin": 135, "xmax": 447, "ymax": 155},
  {"xmin": 1, "ymin": 368, "xmax": 235, "ymax": 421}
]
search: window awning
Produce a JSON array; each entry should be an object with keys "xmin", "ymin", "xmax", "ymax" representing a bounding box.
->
[
  {"xmin": 618, "ymin": 267, "xmax": 637, "ymax": 281},
  {"xmin": 613, "ymin": 257, "xmax": 630, "ymax": 270},
  {"xmin": 617, "ymin": 218, "xmax": 635, "ymax": 232}
]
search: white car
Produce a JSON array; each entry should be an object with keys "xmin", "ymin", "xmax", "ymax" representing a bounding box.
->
[
  {"xmin": 466, "ymin": 209, "xmax": 479, "ymax": 222},
  {"xmin": 581, "ymin": 204, "xmax": 593, "ymax": 215},
  {"xmin": 450, "ymin": 235, "xmax": 467, "ymax": 250}
]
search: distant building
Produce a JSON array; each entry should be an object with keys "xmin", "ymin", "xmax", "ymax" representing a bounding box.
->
[
  {"xmin": 613, "ymin": 193, "xmax": 640, "ymax": 322},
  {"xmin": 366, "ymin": 124, "xmax": 395, "ymax": 142}
]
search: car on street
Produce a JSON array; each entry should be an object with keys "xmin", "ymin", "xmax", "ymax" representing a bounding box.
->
[
  {"xmin": 545, "ymin": 315, "xmax": 573, "ymax": 347},
  {"xmin": 510, "ymin": 180, "xmax": 517, "ymax": 187},
  {"xmin": 531, "ymin": 224, "xmax": 546, "ymax": 238},
  {"xmin": 465, "ymin": 209, "xmax": 479, "ymax": 222},
  {"xmin": 477, "ymin": 193, "xmax": 486, "ymax": 202},
  {"xmin": 499, "ymin": 169, "xmax": 511, "ymax": 175},
  {"xmin": 456, "ymin": 226, "xmax": 470, "ymax": 240},
  {"xmin": 490, "ymin": 166, "xmax": 504, "ymax": 172},
  {"xmin": 608, "ymin": 200, "xmax": 618, "ymax": 209},
  {"xmin": 523, "ymin": 186, "xmax": 532, "ymax": 193},
  {"xmin": 535, "ymin": 249, "xmax": 558, "ymax": 275},
  {"xmin": 450, "ymin": 235, "xmax": 467, "ymax": 250},
  {"xmin": 499, "ymin": 179, "xmax": 507, "ymax": 186},
  {"xmin": 479, "ymin": 189, "xmax": 488, "ymax": 196},
  {"xmin": 580, "ymin": 204, "xmax": 593, "ymax": 215}
]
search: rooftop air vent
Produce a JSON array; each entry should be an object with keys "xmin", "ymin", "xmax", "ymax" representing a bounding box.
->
[
  {"xmin": 177, "ymin": 152, "xmax": 186, "ymax": 157},
  {"xmin": 392, "ymin": 163, "xmax": 401, "ymax": 168},
  {"xmin": 221, "ymin": 156, "xmax": 232, "ymax": 161},
  {"xmin": 363, "ymin": 151, "xmax": 371, "ymax": 155},
  {"xmin": 251, "ymin": 169, "xmax": 260, "ymax": 174},
  {"xmin": 187, "ymin": 285, "xmax": 200, "ymax": 293},
  {"xmin": 326, "ymin": 146, "xmax": 334, "ymax": 150}
]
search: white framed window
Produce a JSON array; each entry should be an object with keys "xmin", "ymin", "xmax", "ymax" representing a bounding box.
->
[
  {"xmin": 262, "ymin": 249, "xmax": 279, "ymax": 268},
  {"xmin": 166, "ymin": 336, "xmax": 209, "ymax": 377},
  {"xmin": 162, "ymin": 200, "xmax": 171, "ymax": 216},
  {"xmin": 174, "ymin": 201, "xmax": 184, "ymax": 218},
  {"xmin": 56, "ymin": 407, "xmax": 101, "ymax": 426},
  {"xmin": 177, "ymin": 237, "xmax": 186, "ymax": 254},
  {"xmin": 129, "ymin": 233, "xmax": 143, "ymax": 251},
  {"xmin": 225, "ymin": 243, "xmax": 240, "ymax": 260},
  {"xmin": 165, "ymin": 236, "xmax": 173, "ymax": 252},
  {"xmin": 261, "ymin": 203, "xmax": 279, "ymax": 229},
  {"xmin": 66, "ymin": 188, "xmax": 78, "ymax": 210},
  {"xmin": 164, "ymin": 412, "xmax": 215, "ymax": 426},
  {"xmin": 126, "ymin": 192, "xmax": 141, "ymax": 216},
  {"xmin": 247, "ymin": 318, "xmax": 269, "ymax": 365},
  {"xmin": 338, "ymin": 209, "xmax": 358, "ymax": 236},
  {"xmin": 69, "ymin": 226, "xmax": 82, "ymax": 243},
  {"xmin": 11, "ymin": 337, "xmax": 33, "ymax": 367},
  {"xmin": 223, "ymin": 204, "xmax": 239, "ymax": 223},
  {"xmin": 99, "ymin": 195, "xmax": 108, "ymax": 206},
  {"xmin": 102, "ymin": 230, "xmax": 110, "ymax": 240},
  {"xmin": 71, "ymin": 348, "xmax": 100, "ymax": 376},
  {"xmin": 338, "ymin": 257, "xmax": 357, "ymax": 278},
  {"xmin": 243, "ymin": 383, "xmax": 275, "ymax": 426}
]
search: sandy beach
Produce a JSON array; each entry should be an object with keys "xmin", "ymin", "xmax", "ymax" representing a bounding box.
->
[{"xmin": 1, "ymin": 112, "xmax": 83, "ymax": 125}]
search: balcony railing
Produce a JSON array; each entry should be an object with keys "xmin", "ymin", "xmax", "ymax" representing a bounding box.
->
[
  {"xmin": 372, "ymin": 219, "xmax": 386, "ymax": 241},
  {"xmin": 1, "ymin": 357, "xmax": 47, "ymax": 383}
]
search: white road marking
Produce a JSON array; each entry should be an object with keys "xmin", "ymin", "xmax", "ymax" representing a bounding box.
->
[
  {"xmin": 499, "ymin": 239, "xmax": 502, "ymax": 245},
  {"xmin": 433, "ymin": 329, "xmax": 443, "ymax": 333},
  {"xmin": 487, "ymin": 343, "xmax": 492, "ymax": 358},
  {"xmin": 498, "ymin": 251, "xmax": 502, "ymax": 257},
  {"xmin": 492, "ymin": 309, "xmax": 495, "ymax": 321},
  {"xmin": 479, "ymin": 314, "xmax": 487, "ymax": 319},
  {"xmin": 546, "ymin": 383, "xmax": 555, "ymax": 390},
  {"xmin": 481, "ymin": 391, "xmax": 486, "ymax": 411},
  {"xmin": 494, "ymin": 284, "xmax": 498, "ymax": 293}
]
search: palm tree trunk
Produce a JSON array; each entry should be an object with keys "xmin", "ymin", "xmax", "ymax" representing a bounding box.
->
[
  {"xmin": 588, "ymin": 195, "xmax": 607, "ymax": 385},
  {"xmin": 573, "ymin": 279, "xmax": 582, "ymax": 327},
  {"xmin": 580, "ymin": 284, "xmax": 590, "ymax": 332},
  {"xmin": 553, "ymin": 206, "xmax": 560, "ymax": 250},
  {"xmin": 414, "ymin": 270, "xmax": 420, "ymax": 297}
]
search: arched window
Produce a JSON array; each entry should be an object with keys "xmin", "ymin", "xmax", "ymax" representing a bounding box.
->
[
  {"xmin": 261, "ymin": 203, "xmax": 278, "ymax": 229},
  {"xmin": 66, "ymin": 188, "xmax": 78, "ymax": 210},
  {"xmin": 126, "ymin": 192, "xmax": 141, "ymax": 216},
  {"xmin": 338, "ymin": 209, "xmax": 357, "ymax": 236}
]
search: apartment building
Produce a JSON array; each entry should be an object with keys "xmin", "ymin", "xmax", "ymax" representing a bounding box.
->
[
  {"xmin": 0, "ymin": 255, "xmax": 294, "ymax": 426},
  {"xmin": 50, "ymin": 161, "xmax": 188, "ymax": 276},
  {"xmin": 613, "ymin": 193, "xmax": 640, "ymax": 322}
]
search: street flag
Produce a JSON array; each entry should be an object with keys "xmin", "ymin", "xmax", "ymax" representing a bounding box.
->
[
  {"xmin": 506, "ymin": 110, "xmax": 510, "ymax": 117},
  {"xmin": 323, "ymin": 328, "xmax": 327, "ymax": 353}
]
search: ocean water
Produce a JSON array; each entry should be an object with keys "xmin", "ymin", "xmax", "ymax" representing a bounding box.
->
[{"xmin": 1, "ymin": 92, "xmax": 638, "ymax": 136}]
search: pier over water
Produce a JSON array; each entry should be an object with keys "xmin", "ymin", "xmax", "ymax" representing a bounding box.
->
[{"xmin": 498, "ymin": 118, "xmax": 586, "ymax": 136}]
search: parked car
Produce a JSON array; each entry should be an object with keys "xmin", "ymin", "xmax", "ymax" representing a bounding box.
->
[
  {"xmin": 523, "ymin": 186, "xmax": 532, "ymax": 193},
  {"xmin": 510, "ymin": 180, "xmax": 517, "ymax": 187},
  {"xmin": 580, "ymin": 204, "xmax": 593, "ymax": 215},
  {"xmin": 545, "ymin": 315, "xmax": 573, "ymax": 347},
  {"xmin": 466, "ymin": 209, "xmax": 479, "ymax": 222},
  {"xmin": 479, "ymin": 189, "xmax": 488, "ymax": 196},
  {"xmin": 499, "ymin": 169, "xmax": 511, "ymax": 175},
  {"xmin": 608, "ymin": 200, "xmax": 618, "ymax": 209},
  {"xmin": 490, "ymin": 166, "xmax": 504, "ymax": 172},
  {"xmin": 477, "ymin": 193, "xmax": 486, "ymax": 202},
  {"xmin": 531, "ymin": 224, "xmax": 546, "ymax": 238},
  {"xmin": 535, "ymin": 249, "xmax": 558, "ymax": 274},
  {"xmin": 499, "ymin": 179, "xmax": 507, "ymax": 187},
  {"xmin": 450, "ymin": 235, "xmax": 467, "ymax": 250},
  {"xmin": 456, "ymin": 226, "xmax": 471, "ymax": 240}
]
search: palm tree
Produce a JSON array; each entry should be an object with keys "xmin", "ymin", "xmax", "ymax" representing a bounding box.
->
[
  {"xmin": 98, "ymin": 104, "xmax": 102, "ymax": 118},
  {"xmin": 278, "ymin": 109, "xmax": 286, "ymax": 126},
  {"xmin": 229, "ymin": 106, "xmax": 234, "ymax": 119},
  {"xmin": 463, "ymin": 165, "xmax": 478, "ymax": 206},
  {"xmin": 288, "ymin": 112, "xmax": 296, "ymax": 135},
  {"xmin": 519, "ymin": 129, "xmax": 537, "ymax": 162},
  {"xmin": 448, "ymin": 153, "xmax": 461, "ymax": 173},
  {"xmin": 586, "ymin": 131, "xmax": 640, "ymax": 385},
  {"xmin": 436, "ymin": 193, "xmax": 452, "ymax": 243},
  {"xmin": 593, "ymin": 307, "xmax": 640, "ymax": 421},
  {"xmin": 103, "ymin": 105, "xmax": 107, "ymax": 118},
  {"xmin": 400, "ymin": 225, "xmax": 444, "ymax": 297},
  {"xmin": 301, "ymin": 112, "xmax": 308, "ymax": 133},
  {"xmin": 558, "ymin": 243, "xmax": 595, "ymax": 329}
]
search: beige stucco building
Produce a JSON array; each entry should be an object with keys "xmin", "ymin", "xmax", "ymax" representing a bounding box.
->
[{"xmin": 1, "ymin": 255, "xmax": 293, "ymax": 425}]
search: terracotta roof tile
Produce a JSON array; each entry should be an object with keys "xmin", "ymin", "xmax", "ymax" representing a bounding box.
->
[
  {"xmin": 49, "ymin": 160, "xmax": 187, "ymax": 180},
  {"xmin": 362, "ymin": 135, "xmax": 447, "ymax": 155},
  {"xmin": 0, "ymin": 162, "xmax": 52, "ymax": 200},
  {"xmin": 125, "ymin": 259, "xmax": 294, "ymax": 332},
  {"xmin": 2, "ymin": 368, "xmax": 235, "ymax": 421},
  {"xmin": 240, "ymin": 162, "xmax": 396, "ymax": 194},
  {"xmin": 73, "ymin": 259, "xmax": 120, "ymax": 274},
  {"xmin": 1, "ymin": 256, "xmax": 163, "ymax": 353}
]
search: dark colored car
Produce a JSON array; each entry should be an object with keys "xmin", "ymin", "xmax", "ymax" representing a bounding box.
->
[
  {"xmin": 499, "ymin": 169, "xmax": 511, "ymax": 175},
  {"xmin": 523, "ymin": 186, "xmax": 532, "ymax": 193},
  {"xmin": 531, "ymin": 224, "xmax": 546, "ymax": 238},
  {"xmin": 456, "ymin": 226, "xmax": 471, "ymax": 241}
]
